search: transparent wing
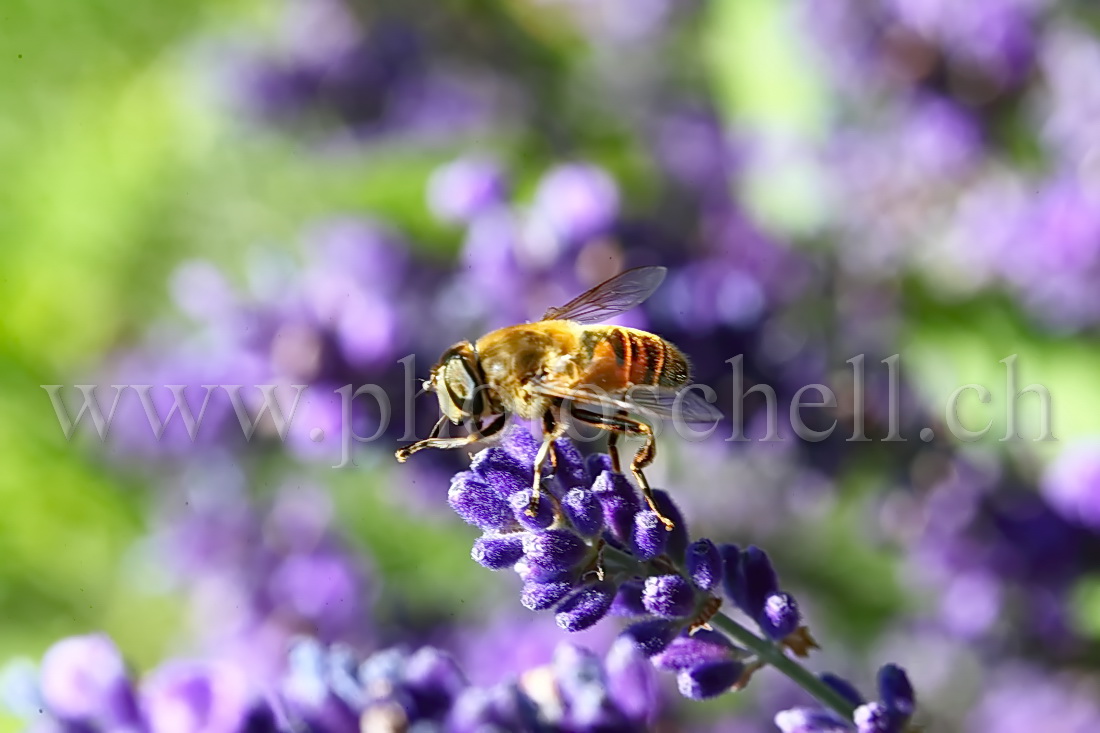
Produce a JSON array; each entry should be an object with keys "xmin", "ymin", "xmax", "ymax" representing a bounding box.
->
[
  {"xmin": 530, "ymin": 381, "xmax": 722, "ymax": 423},
  {"xmin": 541, "ymin": 266, "xmax": 667, "ymax": 324},
  {"xmin": 623, "ymin": 385, "xmax": 723, "ymax": 423}
]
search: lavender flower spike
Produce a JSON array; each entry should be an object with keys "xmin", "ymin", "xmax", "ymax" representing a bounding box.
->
[{"xmin": 447, "ymin": 426, "xmax": 907, "ymax": 720}]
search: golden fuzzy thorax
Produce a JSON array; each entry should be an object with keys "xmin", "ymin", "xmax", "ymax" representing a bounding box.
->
[
  {"xmin": 473, "ymin": 320, "xmax": 690, "ymax": 420},
  {"xmin": 475, "ymin": 321, "xmax": 584, "ymax": 419}
]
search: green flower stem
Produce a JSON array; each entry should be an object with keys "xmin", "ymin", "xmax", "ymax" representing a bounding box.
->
[{"xmin": 707, "ymin": 610, "xmax": 857, "ymax": 721}]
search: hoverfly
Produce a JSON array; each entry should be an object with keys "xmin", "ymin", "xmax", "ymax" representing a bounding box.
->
[{"xmin": 395, "ymin": 266, "xmax": 719, "ymax": 530}]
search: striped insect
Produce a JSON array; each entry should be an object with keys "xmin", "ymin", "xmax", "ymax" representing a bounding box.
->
[{"xmin": 395, "ymin": 266, "xmax": 719, "ymax": 529}]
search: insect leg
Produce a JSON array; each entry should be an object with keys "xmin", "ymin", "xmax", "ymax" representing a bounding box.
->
[
  {"xmin": 543, "ymin": 411, "xmax": 559, "ymax": 472},
  {"xmin": 394, "ymin": 415, "xmax": 505, "ymax": 462},
  {"xmin": 526, "ymin": 411, "xmax": 567, "ymax": 517},
  {"xmin": 606, "ymin": 410, "xmax": 628, "ymax": 473},
  {"xmin": 570, "ymin": 409, "xmax": 672, "ymax": 531}
]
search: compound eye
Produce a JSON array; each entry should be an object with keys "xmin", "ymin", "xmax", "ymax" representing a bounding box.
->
[
  {"xmin": 446, "ymin": 359, "xmax": 473, "ymax": 399},
  {"xmin": 435, "ymin": 357, "xmax": 476, "ymax": 422}
]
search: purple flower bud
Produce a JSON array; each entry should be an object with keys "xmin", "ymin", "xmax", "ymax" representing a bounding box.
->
[
  {"xmin": 676, "ymin": 660, "xmax": 744, "ymax": 700},
  {"xmin": 449, "ymin": 683, "xmax": 539, "ymax": 733},
  {"xmin": 740, "ymin": 545, "xmax": 779, "ymax": 617},
  {"xmin": 472, "ymin": 448, "xmax": 533, "ymax": 498},
  {"xmin": 561, "ymin": 488, "xmax": 605, "ymax": 537},
  {"xmin": 471, "ymin": 534, "xmax": 526, "ymax": 570},
  {"xmin": 775, "ymin": 707, "xmax": 853, "ymax": 733},
  {"xmin": 631, "ymin": 511, "xmax": 668, "ymax": 560},
  {"xmin": 642, "ymin": 574, "xmax": 696, "ymax": 619},
  {"xmin": 552, "ymin": 644, "xmax": 613, "ymax": 723},
  {"xmin": 877, "ymin": 664, "xmax": 915, "ymax": 717},
  {"xmin": 427, "ymin": 156, "xmax": 509, "ymax": 224},
  {"xmin": 358, "ymin": 647, "xmax": 406, "ymax": 692},
  {"xmin": 759, "ymin": 592, "xmax": 800, "ymax": 640},
  {"xmin": 448, "ymin": 688, "xmax": 495, "ymax": 733},
  {"xmin": 550, "ymin": 438, "xmax": 588, "ymax": 494},
  {"xmin": 585, "ymin": 453, "xmax": 614, "ymax": 482},
  {"xmin": 449, "ymin": 473, "xmax": 515, "ymax": 531},
  {"xmin": 326, "ymin": 645, "xmax": 365, "ymax": 710},
  {"xmin": 650, "ymin": 490, "xmax": 688, "ymax": 560},
  {"xmin": 500, "ymin": 424, "xmax": 540, "ymax": 466},
  {"xmin": 590, "ymin": 471, "xmax": 640, "ymax": 543},
  {"xmin": 39, "ymin": 634, "xmax": 139, "ymax": 726},
  {"xmin": 521, "ymin": 581, "xmax": 573, "ymax": 611},
  {"xmin": 653, "ymin": 630, "xmax": 737, "ymax": 672},
  {"xmin": 404, "ymin": 647, "xmax": 467, "ymax": 719},
  {"xmin": 686, "ymin": 539, "xmax": 721, "ymax": 590},
  {"xmin": 854, "ymin": 702, "xmax": 902, "ymax": 733},
  {"xmin": 619, "ymin": 620, "xmax": 677, "ymax": 656},
  {"xmin": 283, "ymin": 639, "xmax": 358, "ymax": 731},
  {"xmin": 606, "ymin": 637, "xmax": 660, "ymax": 725},
  {"xmin": 521, "ymin": 529, "xmax": 588, "ymax": 580},
  {"xmin": 508, "ymin": 490, "xmax": 555, "ymax": 531},
  {"xmin": 143, "ymin": 660, "xmax": 255, "ymax": 733},
  {"xmin": 609, "ymin": 580, "xmax": 648, "ymax": 617},
  {"xmin": 821, "ymin": 673, "xmax": 865, "ymax": 708},
  {"xmin": 514, "ymin": 557, "xmax": 556, "ymax": 584},
  {"xmin": 555, "ymin": 581, "xmax": 617, "ymax": 632},
  {"xmin": 719, "ymin": 544, "xmax": 745, "ymax": 608}
]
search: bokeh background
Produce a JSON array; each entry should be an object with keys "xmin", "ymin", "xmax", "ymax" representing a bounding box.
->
[{"xmin": 3, "ymin": 0, "xmax": 1100, "ymax": 729}]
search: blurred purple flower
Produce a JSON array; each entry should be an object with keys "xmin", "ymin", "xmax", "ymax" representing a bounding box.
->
[
  {"xmin": 221, "ymin": 0, "xmax": 518, "ymax": 145},
  {"xmin": 38, "ymin": 635, "xmax": 141, "ymax": 729},
  {"xmin": 1042, "ymin": 441, "xmax": 1100, "ymax": 531},
  {"xmin": 141, "ymin": 660, "xmax": 261, "ymax": 733},
  {"xmin": 149, "ymin": 475, "xmax": 374, "ymax": 680},
  {"xmin": 428, "ymin": 156, "xmax": 510, "ymax": 224},
  {"xmin": 530, "ymin": 163, "xmax": 620, "ymax": 248},
  {"xmin": 968, "ymin": 665, "xmax": 1100, "ymax": 733},
  {"xmin": 1002, "ymin": 177, "xmax": 1100, "ymax": 329},
  {"xmin": 26, "ymin": 633, "xmax": 664, "ymax": 733},
  {"xmin": 1038, "ymin": 26, "xmax": 1100, "ymax": 165}
]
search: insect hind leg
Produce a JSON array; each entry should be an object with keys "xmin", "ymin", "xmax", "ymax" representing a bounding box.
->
[
  {"xmin": 606, "ymin": 409, "xmax": 628, "ymax": 473},
  {"xmin": 571, "ymin": 409, "xmax": 672, "ymax": 532}
]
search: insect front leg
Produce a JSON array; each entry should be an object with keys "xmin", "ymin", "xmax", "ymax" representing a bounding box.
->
[
  {"xmin": 394, "ymin": 415, "xmax": 505, "ymax": 462},
  {"xmin": 526, "ymin": 411, "xmax": 568, "ymax": 517},
  {"xmin": 571, "ymin": 409, "xmax": 672, "ymax": 531}
]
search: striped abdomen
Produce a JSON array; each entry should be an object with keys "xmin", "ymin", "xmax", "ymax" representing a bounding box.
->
[{"xmin": 581, "ymin": 326, "xmax": 689, "ymax": 391}]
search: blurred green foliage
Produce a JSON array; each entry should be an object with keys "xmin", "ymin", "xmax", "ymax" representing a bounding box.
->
[
  {"xmin": 0, "ymin": 0, "xmax": 497, "ymax": 679},
  {"xmin": 0, "ymin": 0, "xmax": 252, "ymax": 684}
]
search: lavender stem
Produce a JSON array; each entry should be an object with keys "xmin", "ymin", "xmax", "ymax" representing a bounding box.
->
[{"xmin": 707, "ymin": 610, "xmax": 857, "ymax": 720}]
